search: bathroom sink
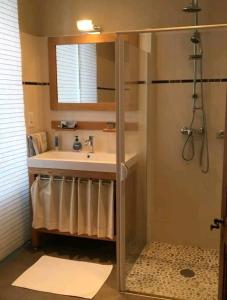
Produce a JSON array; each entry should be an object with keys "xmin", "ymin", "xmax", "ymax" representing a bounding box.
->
[{"xmin": 28, "ymin": 151, "xmax": 136, "ymax": 173}]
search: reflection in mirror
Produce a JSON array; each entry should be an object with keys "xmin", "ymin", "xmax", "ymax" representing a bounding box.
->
[{"xmin": 56, "ymin": 42, "xmax": 115, "ymax": 104}]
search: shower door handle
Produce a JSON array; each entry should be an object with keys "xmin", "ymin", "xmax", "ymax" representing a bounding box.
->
[
  {"xmin": 120, "ymin": 162, "xmax": 129, "ymax": 182},
  {"xmin": 210, "ymin": 218, "xmax": 224, "ymax": 230}
]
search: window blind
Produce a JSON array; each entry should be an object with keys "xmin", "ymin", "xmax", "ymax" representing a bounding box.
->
[
  {"xmin": 0, "ymin": 0, "xmax": 30, "ymax": 261},
  {"xmin": 56, "ymin": 45, "xmax": 80, "ymax": 103},
  {"xmin": 56, "ymin": 44, "xmax": 97, "ymax": 103},
  {"xmin": 79, "ymin": 44, "xmax": 97, "ymax": 103}
]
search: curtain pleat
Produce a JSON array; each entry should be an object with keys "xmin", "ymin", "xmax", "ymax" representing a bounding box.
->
[
  {"xmin": 90, "ymin": 182, "xmax": 99, "ymax": 236},
  {"xmin": 48, "ymin": 177, "xmax": 59, "ymax": 230},
  {"xmin": 31, "ymin": 176, "xmax": 45, "ymax": 229},
  {"xmin": 31, "ymin": 177, "xmax": 114, "ymax": 239},
  {"xmin": 77, "ymin": 179, "xmax": 89, "ymax": 235},
  {"xmin": 59, "ymin": 177, "xmax": 72, "ymax": 232},
  {"xmin": 69, "ymin": 178, "xmax": 78, "ymax": 234},
  {"xmin": 97, "ymin": 181, "xmax": 114, "ymax": 239},
  {"xmin": 86, "ymin": 180, "xmax": 92, "ymax": 236}
]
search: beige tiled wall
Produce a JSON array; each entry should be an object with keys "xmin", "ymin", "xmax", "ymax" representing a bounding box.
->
[
  {"xmin": 147, "ymin": 29, "xmax": 227, "ymax": 249},
  {"xmin": 18, "ymin": 0, "xmax": 227, "ymax": 37},
  {"xmin": 20, "ymin": 32, "xmax": 116, "ymax": 152},
  {"xmin": 21, "ymin": 32, "xmax": 48, "ymax": 134}
]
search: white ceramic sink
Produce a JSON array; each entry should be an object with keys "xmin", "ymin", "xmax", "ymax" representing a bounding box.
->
[{"xmin": 28, "ymin": 151, "xmax": 136, "ymax": 173}]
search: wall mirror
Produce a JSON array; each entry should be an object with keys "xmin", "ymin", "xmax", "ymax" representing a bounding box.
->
[{"xmin": 48, "ymin": 34, "xmax": 117, "ymax": 110}]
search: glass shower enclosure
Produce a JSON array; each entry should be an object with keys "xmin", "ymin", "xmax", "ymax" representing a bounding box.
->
[
  {"xmin": 116, "ymin": 32, "xmax": 150, "ymax": 291},
  {"xmin": 116, "ymin": 27, "xmax": 227, "ymax": 300}
]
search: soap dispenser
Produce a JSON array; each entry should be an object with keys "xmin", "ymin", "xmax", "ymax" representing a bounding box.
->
[
  {"xmin": 73, "ymin": 136, "xmax": 82, "ymax": 151},
  {"xmin": 54, "ymin": 134, "xmax": 60, "ymax": 151}
]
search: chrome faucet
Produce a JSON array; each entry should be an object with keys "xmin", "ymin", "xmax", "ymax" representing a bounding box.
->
[{"xmin": 84, "ymin": 136, "xmax": 94, "ymax": 153}]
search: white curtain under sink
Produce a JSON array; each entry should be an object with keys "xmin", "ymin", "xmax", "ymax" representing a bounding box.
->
[{"xmin": 31, "ymin": 176, "xmax": 114, "ymax": 240}]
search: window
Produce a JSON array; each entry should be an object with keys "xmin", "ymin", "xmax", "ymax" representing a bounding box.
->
[
  {"xmin": 56, "ymin": 43, "xmax": 97, "ymax": 103},
  {"xmin": 0, "ymin": 0, "xmax": 30, "ymax": 260}
]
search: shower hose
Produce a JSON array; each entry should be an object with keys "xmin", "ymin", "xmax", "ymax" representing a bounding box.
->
[{"xmin": 181, "ymin": 40, "xmax": 209, "ymax": 173}]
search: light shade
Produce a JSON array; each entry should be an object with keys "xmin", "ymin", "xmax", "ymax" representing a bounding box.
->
[
  {"xmin": 77, "ymin": 20, "xmax": 94, "ymax": 32},
  {"xmin": 76, "ymin": 19, "xmax": 101, "ymax": 34}
]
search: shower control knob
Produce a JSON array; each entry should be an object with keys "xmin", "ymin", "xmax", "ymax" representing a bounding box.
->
[
  {"xmin": 181, "ymin": 127, "xmax": 192, "ymax": 136},
  {"xmin": 216, "ymin": 130, "xmax": 225, "ymax": 139},
  {"xmin": 210, "ymin": 218, "xmax": 224, "ymax": 230}
]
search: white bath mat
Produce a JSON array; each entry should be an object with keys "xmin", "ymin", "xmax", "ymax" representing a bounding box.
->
[{"xmin": 12, "ymin": 256, "xmax": 113, "ymax": 299}]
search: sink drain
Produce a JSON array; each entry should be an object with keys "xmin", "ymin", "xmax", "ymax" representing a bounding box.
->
[{"xmin": 180, "ymin": 268, "xmax": 195, "ymax": 278}]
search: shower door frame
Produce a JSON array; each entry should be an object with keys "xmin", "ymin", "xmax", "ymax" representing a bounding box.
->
[
  {"xmin": 116, "ymin": 24, "xmax": 227, "ymax": 300},
  {"xmin": 116, "ymin": 36, "xmax": 125, "ymax": 292},
  {"xmin": 116, "ymin": 33, "xmax": 176, "ymax": 300},
  {"xmin": 219, "ymin": 92, "xmax": 227, "ymax": 300}
]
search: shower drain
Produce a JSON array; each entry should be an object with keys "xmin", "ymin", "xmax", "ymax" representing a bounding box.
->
[{"xmin": 180, "ymin": 268, "xmax": 195, "ymax": 278}]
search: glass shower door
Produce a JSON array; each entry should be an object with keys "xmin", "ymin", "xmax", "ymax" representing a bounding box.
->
[
  {"xmin": 116, "ymin": 32, "xmax": 150, "ymax": 291},
  {"xmin": 117, "ymin": 27, "xmax": 227, "ymax": 300}
]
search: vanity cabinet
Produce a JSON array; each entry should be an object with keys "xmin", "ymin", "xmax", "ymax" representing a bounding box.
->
[
  {"xmin": 28, "ymin": 151, "xmax": 137, "ymax": 248},
  {"xmin": 29, "ymin": 167, "xmax": 116, "ymax": 248}
]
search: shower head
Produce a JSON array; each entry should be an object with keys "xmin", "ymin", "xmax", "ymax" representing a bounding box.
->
[
  {"xmin": 182, "ymin": 1, "xmax": 201, "ymax": 13},
  {"xmin": 191, "ymin": 31, "xmax": 201, "ymax": 43}
]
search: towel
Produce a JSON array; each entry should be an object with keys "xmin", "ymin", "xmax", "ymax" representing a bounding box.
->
[{"xmin": 28, "ymin": 132, "xmax": 47, "ymax": 156}]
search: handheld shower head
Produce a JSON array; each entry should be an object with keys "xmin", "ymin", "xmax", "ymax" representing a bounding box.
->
[{"xmin": 182, "ymin": 1, "xmax": 201, "ymax": 13}]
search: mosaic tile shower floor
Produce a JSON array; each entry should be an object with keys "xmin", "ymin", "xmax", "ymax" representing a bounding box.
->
[{"xmin": 126, "ymin": 241, "xmax": 219, "ymax": 300}]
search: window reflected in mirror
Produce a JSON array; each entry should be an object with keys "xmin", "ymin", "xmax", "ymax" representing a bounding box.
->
[{"xmin": 56, "ymin": 42, "xmax": 115, "ymax": 104}]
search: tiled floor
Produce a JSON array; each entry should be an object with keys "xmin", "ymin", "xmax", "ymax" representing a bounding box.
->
[
  {"xmin": 0, "ymin": 235, "xmax": 148, "ymax": 300},
  {"xmin": 126, "ymin": 241, "xmax": 219, "ymax": 300}
]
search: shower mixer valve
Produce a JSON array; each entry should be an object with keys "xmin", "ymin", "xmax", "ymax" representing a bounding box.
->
[
  {"xmin": 181, "ymin": 127, "xmax": 193, "ymax": 136},
  {"xmin": 181, "ymin": 127, "xmax": 204, "ymax": 136}
]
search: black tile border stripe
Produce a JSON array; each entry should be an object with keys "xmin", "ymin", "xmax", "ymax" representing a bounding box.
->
[
  {"xmin": 125, "ymin": 80, "xmax": 147, "ymax": 85},
  {"xmin": 97, "ymin": 87, "xmax": 115, "ymax": 91},
  {"xmin": 22, "ymin": 79, "xmax": 227, "ymax": 87},
  {"xmin": 22, "ymin": 81, "xmax": 50, "ymax": 86},
  {"xmin": 151, "ymin": 78, "xmax": 227, "ymax": 84},
  {"xmin": 125, "ymin": 79, "xmax": 227, "ymax": 85}
]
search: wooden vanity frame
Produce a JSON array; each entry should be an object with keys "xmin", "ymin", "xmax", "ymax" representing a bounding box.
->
[
  {"xmin": 48, "ymin": 33, "xmax": 117, "ymax": 111},
  {"xmin": 29, "ymin": 167, "xmax": 116, "ymax": 248}
]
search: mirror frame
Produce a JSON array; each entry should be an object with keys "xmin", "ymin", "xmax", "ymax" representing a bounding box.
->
[{"xmin": 48, "ymin": 33, "xmax": 118, "ymax": 111}]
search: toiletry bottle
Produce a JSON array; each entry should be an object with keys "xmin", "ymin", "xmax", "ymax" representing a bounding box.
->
[
  {"xmin": 73, "ymin": 136, "xmax": 82, "ymax": 151},
  {"xmin": 54, "ymin": 134, "xmax": 60, "ymax": 151}
]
